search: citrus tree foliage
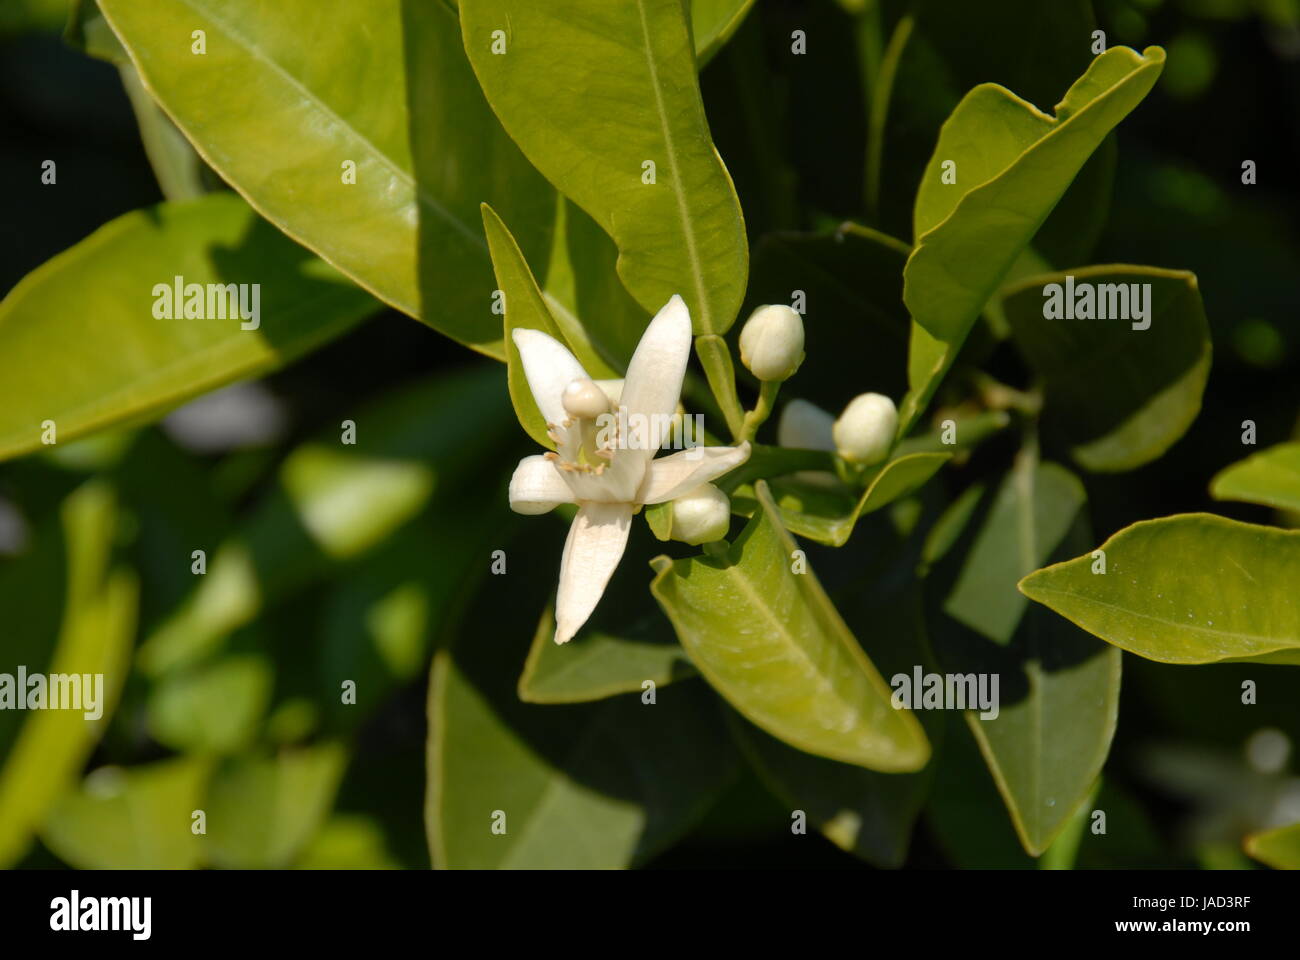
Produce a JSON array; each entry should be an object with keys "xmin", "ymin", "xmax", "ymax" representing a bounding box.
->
[{"xmin": 0, "ymin": 0, "xmax": 1295, "ymax": 870}]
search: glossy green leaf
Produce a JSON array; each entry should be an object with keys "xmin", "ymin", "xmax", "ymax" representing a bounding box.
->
[
  {"xmin": 0, "ymin": 194, "xmax": 374, "ymax": 462},
  {"xmin": 98, "ymin": 0, "xmax": 552, "ymax": 356},
  {"xmin": 483, "ymin": 203, "xmax": 569, "ymax": 448},
  {"xmin": 927, "ymin": 460, "xmax": 1121, "ymax": 855},
  {"xmin": 1246, "ymin": 822, "xmax": 1300, "ymax": 870},
  {"xmin": 1020, "ymin": 513, "xmax": 1300, "ymax": 665},
  {"xmin": 42, "ymin": 758, "xmax": 212, "ymax": 869},
  {"xmin": 899, "ymin": 46, "xmax": 1165, "ymax": 433},
  {"xmin": 460, "ymin": 0, "xmax": 749, "ymax": 335},
  {"xmin": 878, "ymin": 0, "xmax": 1106, "ymax": 251},
  {"xmin": 0, "ymin": 482, "xmax": 137, "ymax": 867},
  {"xmin": 732, "ymin": 581, "xmax": 939, "ymax": 866},
  {"xmin": 518, "ymin": 605, "xmax": 694, "ymax": 704},
  {"xmin": 1211, "ymin": 442, "xmax": 1300, "ymax": 512},
  {"xmin": 650, "ymin": 481, "xmax": 929, "ymax": 771},
  {"xmin": 691, "ymin": 0, "xmax": 756, "ymax": 66},
  {"xmin": 429, "ymin": 656, "xmax": 737, "ymax": 868},
  {"xmin": 730, "ymin": 452, "xmax": 950, "ymax": 547},
  {"xmin": 205, "ymin": 743, "xmax": 347, "ymax": 868},
  {"xmin": 1004, "ymin": 265, "xmax": 1211, "ymax": 472}
]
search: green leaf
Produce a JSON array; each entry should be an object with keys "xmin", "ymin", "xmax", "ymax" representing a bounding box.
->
[
  {"xmin": 205, "ymin": 743, "xmax": 348, "ymax": 868},
  {"xmin": 296, "ymin": 815, "xmax": 400, "ymax": 870},
  {"xmin": 1246, "ymin": 821, "xmax": 1300, "ymax": 869},
  {"xmin": 146, "ymin": 654, "xmax": 273, "ymax": 754},
  {"xmin": 518, "ymin": 605, "xmax": 695, "ymax": 704},
  {"xmin": 482, "ymin": 204, "xmax": 569, "ymax": 448},
  {"xmin": 66, "ymin": 0, "xmax": 128, "ymax": 64},
  {"xmin": 0, "ymin": 482, "xmax": 137, "ymax": 867},
  {"xmin": 899, "ymin": 46, "xmax": 1165, "ymax": 433},
  {"xmin": 730, "ymin": 581, "xmax": 939, "ymax": 867},
  {"xmin": 650, "ymin": 481, "xmax": 929, "ymax": 771},
  {"xmin": 41, "ymin": 758, "xmax": 212, "ymax": 869},
  {"xmin": 97, "ymin": 0, "xmax": 553, "ymax": 356},
  {"xmin": 1004, "ymin": 265, "xmax": 1211, "ymax": 472},
  {"xmin": 927, "ymin": 460, "xmax": 1121, "ymax": 855},
  {"xmin": 1211, "ymin": 442, "xmax": 1300, "ymax": 512},
  {"xmin": 1020, "ymin": 513, "xmax": 1300, "ymax": 665},
  {"xmin": 691, "ymin": 0, "xmax": 756, "ymax": 66},
  {"xmin": 460, "ymin": 0, "xmax": 749, "ymax": 335},
  {"xmin": 137, "ymin": 367, "xmax": 513, "ymax": 675},
  {"xmin": 542, "ymin": 198, "xmax": 646, "ymax": 372},
  {"xmin": 0, "ymin": 194, "xmax": 375, "ymax": 462},
  {"xmin": 429, "ymin": 656, "xmax": 737, "ymax": 868},
  {"xmin": 730, "ymin": 452, "xmax": 950, "ymax": 547}
]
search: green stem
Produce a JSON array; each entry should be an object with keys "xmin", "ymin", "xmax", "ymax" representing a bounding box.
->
[
  {"xmin": 863, "ymin": 10, "xmax": 916, "ymax": 221},
  {"xmin": 740, "ymin": 379, "xmax": 781, "ymax": 444},
  {"xmin": 695, "ymin": 335, "xmax": 746, "ymax": 441}
]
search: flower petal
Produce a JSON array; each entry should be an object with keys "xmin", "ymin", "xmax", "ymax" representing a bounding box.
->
[
  {"xmin": 508, "ymin": 455, "xmax": 574, "ymax": 514},
  {"xmin": 639, "ymin": 442, "xmax": 751, "ymax": 505},
  {"xmin": 619, "ymin": 295, "xmax": 691, "ymax": 457},
  {"xmin": 512, "ymin": 328, "xmax": 591, "ymax": 429},
  {"xmin": 555, "ymin": 502, "xmax": 634, "ymax": 644}
]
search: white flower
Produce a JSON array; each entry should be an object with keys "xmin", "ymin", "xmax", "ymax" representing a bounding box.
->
[
  {"xmin": 666, "ymin": 483, "xmax": 731, "ymax": 546},
  {"xmin": 833, "ymin": 392, "xmax": 898, "ymax": 465},
  {"xmin": 508, "ymin": 295, "xmax": 751, "ymax": 644},
  {"xmin": 738, "ymin": 304, "xmax": 805, "ymax": 381}
]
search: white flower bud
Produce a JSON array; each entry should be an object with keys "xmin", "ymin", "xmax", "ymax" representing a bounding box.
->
[
  {"xmin": 668, "ymin": 483, "xmax": 731, "ymax": 546},
  {"xmin": 562, "ymin": 378, "xmax": 610, "ymax": 420},
  {"xmin": 739, "ymin": 304, "xmax": 804, "ymax": 382},
  {"xmin": 777, "ymin": 398, "xmax": 835, "ymax": 451},
  {"xmin": 833, "ymin": 393, "xmax": 897, "ymax": 465}
]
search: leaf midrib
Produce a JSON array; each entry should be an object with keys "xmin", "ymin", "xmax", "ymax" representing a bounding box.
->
[
  {"xmin": 173, "ymin": 0, "xmax": 484, "ymax": 251},
  {"xmin": 1026, "ymin": 583, "xmax": 1299, "ymax": 653},
  {"xmin": 634, "ymin": 0, "xmax": 710, "ymax": 330}
]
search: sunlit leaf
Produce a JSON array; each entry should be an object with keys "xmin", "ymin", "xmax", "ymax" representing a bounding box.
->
[
  {"xmin": 0, "ymin": 482, "xmax": 137, "ymax": 866},
  {"xmin": 1211, "ymin": 442, "xmax": 1300, "ymax": 513},
  {"xmin": 460, "ymin": 0, "xmax": 748, "ymax": 335},
  {"xmin": 651, "ymin": 481, "xmax": 929, "ymax": 771},
  {"xmin": 42, "ymin": 758, "xmax": 212, "ymax": 869},
  {"xmin": 205, "ymin": 742, "xmax": 348, "ymax": 868},
  {"xmin": 98, "ymin": 0, "xmax": 552, "ymax": 356},
  {"xmin": 0, "ymin": 194, "xmax": 375, "ymax": 462},
  {"xmin": 1020, "ymin": 513, "xmax": 1300, "ymax": 665},
  {"xmin": 899, "ymin": 46, "xmax": 1165, "ymax": 433}
]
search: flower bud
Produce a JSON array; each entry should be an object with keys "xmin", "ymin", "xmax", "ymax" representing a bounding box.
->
[
  {"xmin": 668, "ymin": 483, "xmax": 731, "ymax": 546},
  {"xmin": 833, "ymin": 392, "xmax": 897, "ymax": 465},
  {"xmin": 562, "ymin": 378, "xmax": 610, "ymax": 420},
  {"xmin": 739, "ymin": 305, "xmax": 804, "ymax": 382}
]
